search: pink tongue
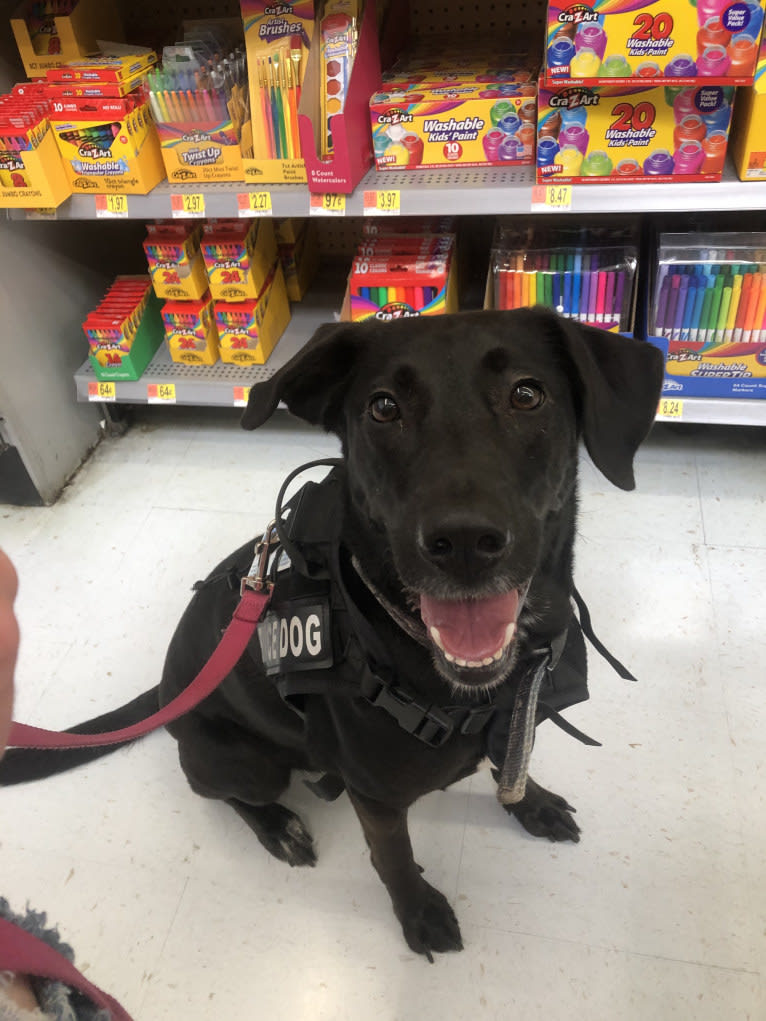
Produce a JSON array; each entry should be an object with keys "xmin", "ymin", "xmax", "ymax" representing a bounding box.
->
[{"xmin": 420, "ymin": 591, "xmax": 520, "ymax": 661}]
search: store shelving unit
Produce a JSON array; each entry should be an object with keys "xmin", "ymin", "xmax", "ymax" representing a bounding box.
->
[{"xmin": 2, "ymin": 0, "xmax": 766, "ymax": 503}]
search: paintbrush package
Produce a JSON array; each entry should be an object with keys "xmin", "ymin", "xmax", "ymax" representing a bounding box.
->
[{"xmin": 240, "ymin": 0, "xmax": 314, "ymax": 183}]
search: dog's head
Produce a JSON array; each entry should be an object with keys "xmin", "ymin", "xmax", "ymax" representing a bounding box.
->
[{"xmin": 242, "ymin": 308, "xmax": 663, "ymax": 692}]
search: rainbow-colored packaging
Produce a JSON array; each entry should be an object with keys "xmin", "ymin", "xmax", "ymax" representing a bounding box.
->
[
  {"xmin": 84, "ymin": 276, "xmax": 164, "ymax": 381},
  {"xmin": 162, "ymin": 291, "xmax": 220, "ymax": 365},
  {"xmin": 143, "ymin": 222, "xmax": 209, "ymax": 300},
  {"xmin": 730, "ymin": 30, "xmax": 766, "ymax": 177},
  {"xmin": 537, "ymin": 78, "xmax": 734, "ymax": 182},
  {"xmin": 214, "ymin": 263, "xmax": 291, "ymax": 364},
  {"xmin": 201, "ymin": 218, "xmax": 278, "ymax": 301},
  {"xmin": 49, "ymin": 96, "xmax": 166, "ymax": 194},
  {"xmin": 240, "ymin": 0, "xmax": 313, "ymax": 184},
  {"xmin": 0, "ymin": 84, "xmax": 72, "ymax": 207},
  {"xmin": 370, "ymin": 75, "xmax": 537, "ymax": 170},
  {"xmin": 344, "ymin": 232, "xmax": 458, "ymax": 321},
  {"xmin": 544, "ymin": 0, "xmax": 766, "ymax": 86}
]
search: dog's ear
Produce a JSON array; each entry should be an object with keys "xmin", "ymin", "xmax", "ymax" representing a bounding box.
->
[
  {"xmin": 241, "ymin": 321, "xmax": 362, "ymax": 431},
  {"xmin": 552, "ymin": 313, "xmax": 665, "ymax": 490}
]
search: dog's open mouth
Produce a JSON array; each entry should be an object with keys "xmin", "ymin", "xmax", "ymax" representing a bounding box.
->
[{"xmin": 420, "ymin": 590, "xmax": 521, "ymax": 671}]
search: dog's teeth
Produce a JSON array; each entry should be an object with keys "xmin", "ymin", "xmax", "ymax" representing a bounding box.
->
[
  {"xmin": 492, "ymin": 646, "xmax": 504, "ymax": 662},
  {"xmin": 482, "ymin": 656, "xmax": 494, "ymax": 666},
  {"xmin": 444, "ymin": 651, "xmax": 456, "ymax": 663},
  {"xmin": 504, "ymin": 622, "xmax": 517, "ymax": 646},
  {"xmin": 456, "ymin": 657, "xmax": 468, "ymax": 667}
]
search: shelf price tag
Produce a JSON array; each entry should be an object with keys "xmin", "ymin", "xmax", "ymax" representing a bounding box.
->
[
  {"xmin": 171, "ymin": 193, "xmax": 206, "ymax": 218},
  {"xmin": 657, "ymin": 397, "xmax": 684, "ymax": 421},
  {"xmin": 237, "ymin": 192, "xmax": 273, "ymax": 217},
  {"xmin": 147, "ymin": 382, "xmax": 177, "ymax": 404},
  {"xmin": 531, "ymin": 185, "xmax": 573, "ymax": 212},
  {"xmin": 363, "ymin": 189, "xmax": 400, "ymax": 215},
  {"xmin": 233, "ymin": 385, "xmax": 252, "ymax": 407},
  {"xmin": 95, "ymin": 194, "xmax": 129, "ymax": 218},
  {"xmin": 87, "ymin": 381, "xmax": 116, "ymax": 402},
  {"xmin": 309, "ymin": 193, "xmax": 346, "ymax": 216}
]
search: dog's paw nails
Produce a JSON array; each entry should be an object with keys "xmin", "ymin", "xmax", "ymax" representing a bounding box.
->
[{"xmin": 400, "ymin": 882, "xmax": 463, "ymax": 960}]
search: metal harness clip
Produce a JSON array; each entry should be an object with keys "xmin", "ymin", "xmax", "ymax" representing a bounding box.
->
[{"xmin": 241, "ymin": 521, "xmax": 279, "ymax": 596}]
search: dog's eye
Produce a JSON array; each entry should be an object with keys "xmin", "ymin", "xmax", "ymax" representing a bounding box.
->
[
  {"xmin": 368, "ymin": 393, "xmax": 400, "ymax": 423},
  {"xmin": 510, "ymin": 380, "xmax": 545, "ymax": 411}
]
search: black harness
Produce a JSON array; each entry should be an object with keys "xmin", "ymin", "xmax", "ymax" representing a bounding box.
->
[{"xmin": 234, "ymin": 460, "xmax": 636, "ymax": 778}]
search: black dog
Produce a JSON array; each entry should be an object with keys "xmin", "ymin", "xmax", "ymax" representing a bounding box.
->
[{"xmin": 1, "ymin": 308, "xmax": 663, "ymax": 961}]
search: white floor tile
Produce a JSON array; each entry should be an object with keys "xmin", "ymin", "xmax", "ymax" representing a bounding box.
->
[{"xmin": 1, "ymin": 411, "xmax": 764, "ymax": 1020}]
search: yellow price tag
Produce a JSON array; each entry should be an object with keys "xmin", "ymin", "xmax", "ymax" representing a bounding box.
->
[
  {"xmin": 238, "ymin": 192, "xmax": 272, "ymax": 217},
  {"xmin": 96, "ymin": 194, "xmax": 129, "ymax": 218},
  {"xmin": 310, "ymin": 193, "xmax": 346, "ymax": 216},
  {"xmin": 657, "ymin": 398, "xmax": 684, "ymax": 420},
  {"xmin": 147, "ymin": 382, "xmax": 177, "ymax": 403},
  {"xmin": 363, "ymin": 189, "xmax": 400, "ymax": 215},
  {"xmin": 88, "ymin": 380, "xmax": 116, "ymax": 402},
  {"xmin": 171, "ymin": 193, "xmax": 206, "ymax": 218},
  {"xmin": 531, "ymin": 185, "xmax": 573, "ymax": 211}
]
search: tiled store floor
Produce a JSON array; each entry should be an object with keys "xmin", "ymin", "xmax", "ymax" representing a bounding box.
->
[{"xmin": 1, "ymin": 408, "xmax": 764, "ymax": 1021}]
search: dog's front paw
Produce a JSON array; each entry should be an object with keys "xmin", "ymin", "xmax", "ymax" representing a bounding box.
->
[
  {"xmin": 398, "ymin": 881, "xmax": 463, "ymax": 962},
  {"xmin": 504, "ymin": 775, "xmax": 581, "ymax": 843}
]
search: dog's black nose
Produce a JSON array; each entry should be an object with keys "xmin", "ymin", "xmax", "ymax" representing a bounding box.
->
[{"xmin": 419, "ymin": 515, "xmax": 511, "ymax": 573}]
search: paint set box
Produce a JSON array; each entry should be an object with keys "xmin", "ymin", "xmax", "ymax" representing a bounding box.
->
[
  {"xmin": 645, "ymin": 231, "xmax": 766, "ymax": 398},
  {"xmin": 544, "ymin": 0, "xmax": 766, "ymax": 86},
  {"xmin": 343, "ymin": 228, "xmax": 458, "ymax": 322},
  {"xmin": 370, "ymin": 44, "xmax": 538, "ymax": 171},
  {"xmin": 537, "ymin": 80, "xmax": 734, "ymax": 183},
  {"xmin": 486, "ymin": 221, "xmax": 638, "ymax": 332},
  {"xmin": 83, "ymin": 276, "xmax": 164, "ymax": 381},
  {"xmin": 730, "ymin": 29, "xmax": 766, "ymax": 178}
]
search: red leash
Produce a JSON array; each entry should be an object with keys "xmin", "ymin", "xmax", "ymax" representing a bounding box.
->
[{"xmin": 7, "ymin": 587, "xmax": 269, "ymax": 750}]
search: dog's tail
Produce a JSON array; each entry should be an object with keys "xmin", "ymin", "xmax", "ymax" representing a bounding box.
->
[{"xmin": 0, "ymin": 686, "xmax": 160, "ymax": 786}]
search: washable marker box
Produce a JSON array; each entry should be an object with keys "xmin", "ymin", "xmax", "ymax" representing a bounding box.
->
[
  {"xmin": 537, "ymin": 78, "xmax": 734, "ymax": 183},
  {"xmin": 162, "ymin": 291, "xmax": 220, "ymax": 365},
  {"xmin": 201, "ymin": 218, "xmax": 278, "ymax": 301},
  {"xmin": 143, "ymin": 222, "xmax": 209, "ymax": 300},
  {"xmin": 544, "ymin": 0, "xmax": 766, "ymax": 86},
  {"xmin": 214, "ymin": 263, "xmax": 292, "ymax": 364},
  {"xmin": 730, "ymin": 31, "xmax": 766, "ymax": 178},
  {"xmin": 645, "ymin": 231, "xmax": 766, "ymax": 398}
]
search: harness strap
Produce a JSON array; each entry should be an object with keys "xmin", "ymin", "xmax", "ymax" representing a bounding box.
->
[
  {"xmin": 0, "ymin": 918, "xmax": 135, "ymax": 1021},
  {"xmin": 572, "ymin": 585, "xmax": 637, "ymax": 682},
  {"xmin": 7, "ymin": 589, "xmax": 270, "ymax": 751}
]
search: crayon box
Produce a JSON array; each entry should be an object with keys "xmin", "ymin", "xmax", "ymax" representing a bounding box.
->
[
  {"xmin": 0, "ymin": 117, "xmax": 72, "ymax": 208},
  {"xmin": 162, "ymin": 290, "xmax": 220, "ymax": 365},
  {"xmin": 201, "ymin": 218, "xmax": 278, "ymax": 301},
  {"xmin": 544, "ymin": 0, "xmax": 766, "ymax": 86},
  {"xmin": 214, "ymin": 262, "xmax": 291, "ymax": 365},
  {"xmin": 11, "ymin": 0, "xmax": 125, "ymax": 78},
  {"xmin": 84, "ymin": 277, "xmax": 164, "ymax": 382},
  {"xmin": 730, "ymin": 31, "xmax": 766, "ymax": 178},
  {"xmin": 143, "ymin": 222, "xmax": 209, "ymax": 300},
  {"xmin": 49, "ymin": 96, "xmax": 166, "ymax": 194},
  {"xmin": 275, "ymin": 218, "xmax": 319, "ymax": 302},
  {"xmin": 645, "ymin": 231, "xmax": 766, "ymax": 399},
  {"xmin": 537, "ymin": 78, "xmax": 734, "ymax": 183}
]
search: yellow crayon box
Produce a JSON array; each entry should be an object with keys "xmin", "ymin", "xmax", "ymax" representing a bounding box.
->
[
  {"xmin": 544, "ymin": 0, "xmax": 766, "ymax": 86},
  {"xmin": 162, "ymin": 291, "xmax": 220, "ymax": 365},
  {"xmin": 277, "ymin": 218, "xmax": 318, "ymax": 301},
  {"xmin": 730, "ymin": 33, "xmax": 766, "ymax": 178},
  {"xmin": 143, "ymin": 222, "xmax": 209, "ymax": 300},
  {"xmin": 49, "ymin": 97, "xmax": 165, "ymax": 194},
  {"xmin": 214, "ymin": 262, "xmax": 291, "ymax": 365},
  {"xmin": 10, "ymin": 0, "xmax": 125, "ymax": 78},
  {"xmin": 201, "ymin": 218, "xmax": 278, "ymax": 301},
  {"xmin": 537, "ymin": 78, "xmax": 734, "ymax": 183}
]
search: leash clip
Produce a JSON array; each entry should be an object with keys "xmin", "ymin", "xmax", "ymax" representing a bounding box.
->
[{"xmin": 241, "ymin": 521, "xmax": 279, "ymax": 596}]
